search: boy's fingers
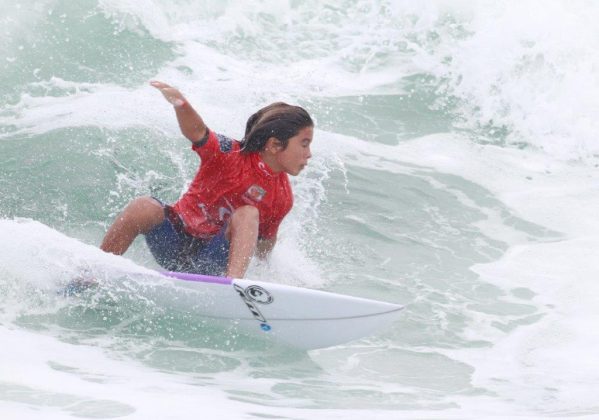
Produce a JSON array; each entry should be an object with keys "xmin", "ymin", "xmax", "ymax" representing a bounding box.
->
[
  {"xmin": 150, "ymin": 80, "xmax": 170, "ymax": 89},
  {"xmin": 150, "ymin": 81, "xmax": 184, "ymax": 106}
]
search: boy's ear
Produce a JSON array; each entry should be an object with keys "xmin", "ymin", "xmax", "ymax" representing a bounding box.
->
[{"xmin": 265, "ymin": 137, "xmax": 283, "ymax": 153}]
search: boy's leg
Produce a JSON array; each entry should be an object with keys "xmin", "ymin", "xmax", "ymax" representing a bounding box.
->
[
  {"xmin": 101, "ymin": 196, "xmax": 165, "ymax": 255},
  {"xmin": 225, "ymin": 205, "xmax": 259, "ymax": 278}
]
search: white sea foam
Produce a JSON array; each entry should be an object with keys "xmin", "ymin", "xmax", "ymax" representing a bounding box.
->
[
  {"xmin": 0, "ymin": 325, "xmax": 253, "ymax": 419},
  {"xmin": 5, "ymin": 0, "xmax": 598, "ymax": 161},
  {"xmin": 3, "ymin": 0, "xmax": 599, "ymax": 417},
  {"xmin": 400, "ymin": 138, "xmax": 599, "ymax": 413}
]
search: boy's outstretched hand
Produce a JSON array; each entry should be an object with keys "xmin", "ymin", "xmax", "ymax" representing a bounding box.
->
[
  {"xmin": 150, "ymin": 81, "xmax": 186, "ymax": 107},
  {"xmin": 150, "ymin": 80, "xmax": 206, "ymax": 143}
]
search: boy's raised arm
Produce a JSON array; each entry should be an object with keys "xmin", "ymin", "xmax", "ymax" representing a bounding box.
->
[{"xmin": 150, "ymin": 81, "xmax": 208, "ymax": 144}]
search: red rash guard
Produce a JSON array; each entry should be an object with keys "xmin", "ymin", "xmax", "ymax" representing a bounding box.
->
[{"xmin": 171, "ymin": 130, "xmax": 293, "ymax": 240}]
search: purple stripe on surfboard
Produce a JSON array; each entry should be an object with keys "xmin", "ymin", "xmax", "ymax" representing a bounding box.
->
[{"xmin": 161, "ymin": 271, "xmax": 233, "ymax": 285}]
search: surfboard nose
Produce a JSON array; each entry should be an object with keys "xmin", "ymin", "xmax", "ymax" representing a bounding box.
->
[
  {"xmin": 232, "ymin": 279, "xmax": 404, "ymax": 349},
  {"xmin": 260, "ymin": 308, "xmax": 404, "ymax": 350}
]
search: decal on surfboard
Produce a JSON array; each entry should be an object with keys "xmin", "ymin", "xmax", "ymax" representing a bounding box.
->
[
  {"xmin": 245, "ymin": 285, "xmax": 273, "ymax": 304},
  {"xmin": 233, "ymin": 283, "xmax": 272, "ymax": 331}
]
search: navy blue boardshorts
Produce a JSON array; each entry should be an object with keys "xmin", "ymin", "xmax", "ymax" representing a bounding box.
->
[{"xmin": 144, "ymin": 199, "xmax": 230, "ymax": 276}]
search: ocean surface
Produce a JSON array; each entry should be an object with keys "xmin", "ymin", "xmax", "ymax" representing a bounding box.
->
[{"xmin": 2, "ymin": 0, "xmax": 599, "ymax": 418}]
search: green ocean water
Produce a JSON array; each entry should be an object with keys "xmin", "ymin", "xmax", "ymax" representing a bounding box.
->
[{"xmin": 2, "ymin": 1, "xmax": 599, "ymax": 418}]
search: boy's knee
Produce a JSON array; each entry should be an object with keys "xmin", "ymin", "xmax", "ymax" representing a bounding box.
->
[
  {"xmin": 128, "ymin": 197, "xmax": 161, "ymax": 215},
  {"xmin": 123, "ymin": 197, "xmax": 164, "ymax": 232},
  {"xmin": 129, "ymin": 196, "xmax": 158, "ymax": 210}
]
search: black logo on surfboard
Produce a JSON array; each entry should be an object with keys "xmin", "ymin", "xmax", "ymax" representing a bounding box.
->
[
  {"xmin": 245, "ymin": 285, "xmax": 273, "ymax": 304},
  {"xmin": 233, "ymin": 283, "xmax": 272, "ymax": 332}
]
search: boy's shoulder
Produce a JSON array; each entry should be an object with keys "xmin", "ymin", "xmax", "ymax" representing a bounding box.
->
[
  {"xmin": 193, "ymin": 129, "xmax": 240, "ymax": 157},
  {"xmin": 214, "ymin": 131, "xmax": 236, "ymax": 153}
]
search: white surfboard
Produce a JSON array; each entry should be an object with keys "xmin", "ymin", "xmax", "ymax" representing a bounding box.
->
[{"xmin": 154, "ymin": 271, "xmax": 404, "ymax": 350}]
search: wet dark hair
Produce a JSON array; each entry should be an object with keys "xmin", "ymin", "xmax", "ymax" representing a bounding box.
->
[{"xmin": 240, "ymin": 102, "xmax": 313, "ymax": 154}]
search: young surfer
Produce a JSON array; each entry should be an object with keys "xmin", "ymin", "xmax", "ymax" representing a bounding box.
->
[{"xmin": 100, "ymin": 81, "xmax": 314, "ymax": 278}]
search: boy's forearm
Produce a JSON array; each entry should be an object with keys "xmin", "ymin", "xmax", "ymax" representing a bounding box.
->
[{"xmin": 174, "ymin": 102, "xmax": 207, "ymax": 143}]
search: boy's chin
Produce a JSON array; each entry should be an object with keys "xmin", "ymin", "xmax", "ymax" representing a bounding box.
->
[{"xmin": 288, "ymin": 168, "xmax": 303, "ymax": 176}]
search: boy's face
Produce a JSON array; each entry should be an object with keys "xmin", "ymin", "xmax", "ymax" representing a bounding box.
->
[{"xmin": 272, "ymin": 126, "xmax": 313, "ymax": 176}]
